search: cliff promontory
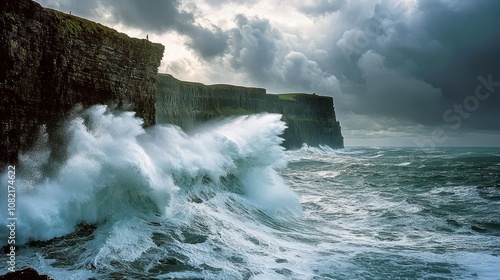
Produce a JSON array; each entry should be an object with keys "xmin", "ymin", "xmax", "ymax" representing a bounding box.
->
[
  {"xmin": 0, "ymin": 0, "xmax": 164, "ymax": 163},
  {"xmin": 156, "ymin": 74, "xmax": 344, "ymax": 149}
]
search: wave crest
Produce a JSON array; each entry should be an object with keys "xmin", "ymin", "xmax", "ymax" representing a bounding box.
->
[{"xmin": 1, "ymin": 105, "xmax": 301, "ymax": 245}]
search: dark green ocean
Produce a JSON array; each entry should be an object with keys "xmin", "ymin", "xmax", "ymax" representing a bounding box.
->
[
  {"xmin": 1, "ymin": 107, "xmax": 499, "ymax": 279},
  {"xmin": 282, "ymin": 146, "xmax": 500, "ymax": 279}
]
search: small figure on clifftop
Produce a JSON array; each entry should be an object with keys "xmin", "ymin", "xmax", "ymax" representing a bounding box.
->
[
  {"xmin": 146, "ymin": 34, "xmax": 149, "ymax": 41},
  {"xmin": 69, "ymin": 11, "xmax": 71, "ymax": 15}
]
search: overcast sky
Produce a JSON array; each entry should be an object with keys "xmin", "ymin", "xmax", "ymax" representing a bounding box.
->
[{"xmin": 35, "ymin": 0, "xmax": 500, "ymax": 147}]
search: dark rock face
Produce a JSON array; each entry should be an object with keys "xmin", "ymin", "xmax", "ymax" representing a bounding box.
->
[
  {"xmin": 0, "ymin": 0, "xmax": 164, "ymax": 164},
  {"xmin": 0, "ymin": 268, "xmax": 52, "ymax": 280},
  {"xmin": 269, "ymin": 94, "xmax": 344, "ymax": 149},
  {"xmin": 156, "ymin": 74, "xmax": 344, "ymax": 149},
  {"xmin": 156, "ymin": 73, "xmax": 268, "ymax": 128}
]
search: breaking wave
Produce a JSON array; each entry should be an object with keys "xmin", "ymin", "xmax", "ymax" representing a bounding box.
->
[{"xmin": 0, "ymin": 105, "xmax": 303, "ymax": 277}]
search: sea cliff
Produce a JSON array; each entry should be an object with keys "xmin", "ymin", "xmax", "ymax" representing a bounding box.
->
[
  {"xmin": 0, "ymin": 0, "xmax": 164, "ymax": 163},
  {"xmin": 156, "ymin": 74, "xmax": 344, "ymax": 149}
]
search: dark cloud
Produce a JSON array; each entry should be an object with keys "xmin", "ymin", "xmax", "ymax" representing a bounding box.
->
[
  {"xmin": 409, "ymin": 0, "xmax": 500, "ymax": 130},
  {"xmin": 103, "ymin": 0, "xmax": 184, "ymax": 33},
  {"xmin": 35, "ymin": 0, "xmax": 229, "ymax": 59},
  {"xmin": 100, "ymin": 0, "xmax": 229, "ymax": 58},
  {"xmin": 354, "ymin": 50, "xmax": 442, "ymax": 124},
  {"xmin": 320, "ymin": 0, "xmax": 500, "ymax": 132},
  {"xmin": 35, "ymin": 0, "xmax": 183, "ymax": 32},
  {"xmin": 229, "ymin": 15, "xmax": 281, "ymax": 82},
  {"xmin": 226, "ymin": 15, "xmax": 341, "ymax": 94},
  {"xmin": 411, "ymin": 1, "xmax": 500, "ymax": 130},
  {"xmin": 176, "ymin": 22, "xmax": 229, "ymax": 59}
]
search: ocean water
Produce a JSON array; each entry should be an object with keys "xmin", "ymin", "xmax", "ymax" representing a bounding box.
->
[{"xmin": 1, "ymin": 106, "xmax": 499, "ymax": 279}]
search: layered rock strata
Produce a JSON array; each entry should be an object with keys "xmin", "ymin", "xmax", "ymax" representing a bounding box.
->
[
  {"xmin": 0, "ymin": 0, "xmax": 164, "ymax": 163},
  {"xmin": 156, "ymin": 74, "xmax": 344, "ymax": 149}
]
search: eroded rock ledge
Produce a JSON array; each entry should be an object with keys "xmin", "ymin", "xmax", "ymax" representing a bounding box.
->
[
  {"xmin": 0, "ymin": 0, "xmax": 164, "ymax": 163},
  {"xmin": 0, "ymin": 268, "xmax": 52, "ymax": 280}
]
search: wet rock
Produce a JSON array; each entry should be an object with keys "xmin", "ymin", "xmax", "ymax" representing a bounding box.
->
[
  {"xmin": 0, "ymin": 268, "xmax": 53, "ymax": 280},
  {"xmin": 0, "ymin": 0, "xmax": 164, "ymax": 164}
]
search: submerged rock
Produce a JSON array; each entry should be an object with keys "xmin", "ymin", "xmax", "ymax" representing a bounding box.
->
[{"xmin": 0, "ymin": 268, "xmax": 52, "ymax": 280}]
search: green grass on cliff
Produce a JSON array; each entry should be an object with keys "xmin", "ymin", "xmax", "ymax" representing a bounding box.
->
[
  {"xmin": 215, "ymin": 107, "xmax": 254, "ymax": 116},
  {"xmin": 278, "ymin": 93, "xmax": 323, "ymax": 101},
  {"xmin": 181, "ymin": 81, "xmax": 264, "ymax": 93},
  {"xmin": 48, "ymin": 9, "xmax": 164, "ymax": 55},
  {"xmin": 277, "ymin": 94, "xmax": 298, "ymax": 101},
  {"xmin": 209, "ymin": 84, "xmax": 264, "ymax": 91},
  {"xmin": 51, "ymin": 9, "xmax": 129, "ymax": 39},
  {"xmin": 196, "ymin": 107, "xmax": 254, "ymax": 120}
]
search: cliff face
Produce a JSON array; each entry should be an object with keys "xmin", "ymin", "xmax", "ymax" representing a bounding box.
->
[
  {"xmin": 156, "ymin": 74, "xmax": 344, "ymax": 149},
  {"xmin": 0, "ymin": 0, "xmax": 164, "ymax": 163},
  {"xmin": 268, "ymin": 94, "xmax": 344, "ymax": 149},
  {"xmin": 156, "ymin": 73, "xmax": 267, "ymax": 128}
]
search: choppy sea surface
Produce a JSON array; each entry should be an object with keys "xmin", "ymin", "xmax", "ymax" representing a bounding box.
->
[{"xmin": 1, "ymin": 106, "xmax": 499, "ymax": 279}]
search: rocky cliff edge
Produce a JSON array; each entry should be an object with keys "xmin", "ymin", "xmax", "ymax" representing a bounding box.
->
[{"xmin": 0, "ymin": 0, "xmax": 164, "ymax": 164}]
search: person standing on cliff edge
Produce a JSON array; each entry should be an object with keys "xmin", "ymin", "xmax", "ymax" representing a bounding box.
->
[{"xmin": 146, "ymin": 34, "xmax": 148, "ymax": 41}]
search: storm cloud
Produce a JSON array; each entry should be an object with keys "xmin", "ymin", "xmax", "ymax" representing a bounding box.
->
[
  {"xmin": 36, "ymin": 0, "xmax": 229, "ymax": 58},
  {"xmin": 306, "ymin": 0, "xmax": 500, "ymax": 133},
  {"xmin": 228, "ymin": 15, "xmax": 281, "ymax": 83}
]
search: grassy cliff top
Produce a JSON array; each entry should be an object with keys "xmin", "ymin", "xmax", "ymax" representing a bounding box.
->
[
  {"xmin": 49, "ymin": 9, "xmax": 127, "ymax": 37},
  {"xmin": 209, "ymin": 84, "xmax": 264, "ymax": 91},
  {"xmin": 3, "ymin": 0, "xmax": 164, "ymax": 54},
  {"xmin": 45, "ymin": 8, "xmax": 164, "ymax": 52},
  {"xmin": 277, "ymin": 94, "xmax": 299, "ymax": 101},
  {"xmin": 158, "ymin": 73, "xmax": 266, "ymax": 91},
  {"xmin": 277, "ymin": 93, "xmax": 325, "ymax": 101},
  {"xmin": 158, "ymin": 74, "xmax": 334, "ymax": 102}
]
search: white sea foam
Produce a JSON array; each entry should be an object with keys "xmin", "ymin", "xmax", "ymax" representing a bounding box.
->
[{"xmin": 0, "ymin": 105, "xmax": 301, "ymax": 247}]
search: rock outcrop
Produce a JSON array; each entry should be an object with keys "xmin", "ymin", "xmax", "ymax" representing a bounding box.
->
[
  {"xmin": 0, "ymin": 0, "xmax": 164, "ymax": 164},
  {"xmin": 156, "ymin": 74, "xmax": 344, "ymax": 149},
  {"xmin": 0, "ymin": 268, "xmax": 52, "ymax": 280}
]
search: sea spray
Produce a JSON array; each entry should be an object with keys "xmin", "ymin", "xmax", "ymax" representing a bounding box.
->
[{"xmin": 0, "ymin": 105, "xmax": 301, "ymax": 248}]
